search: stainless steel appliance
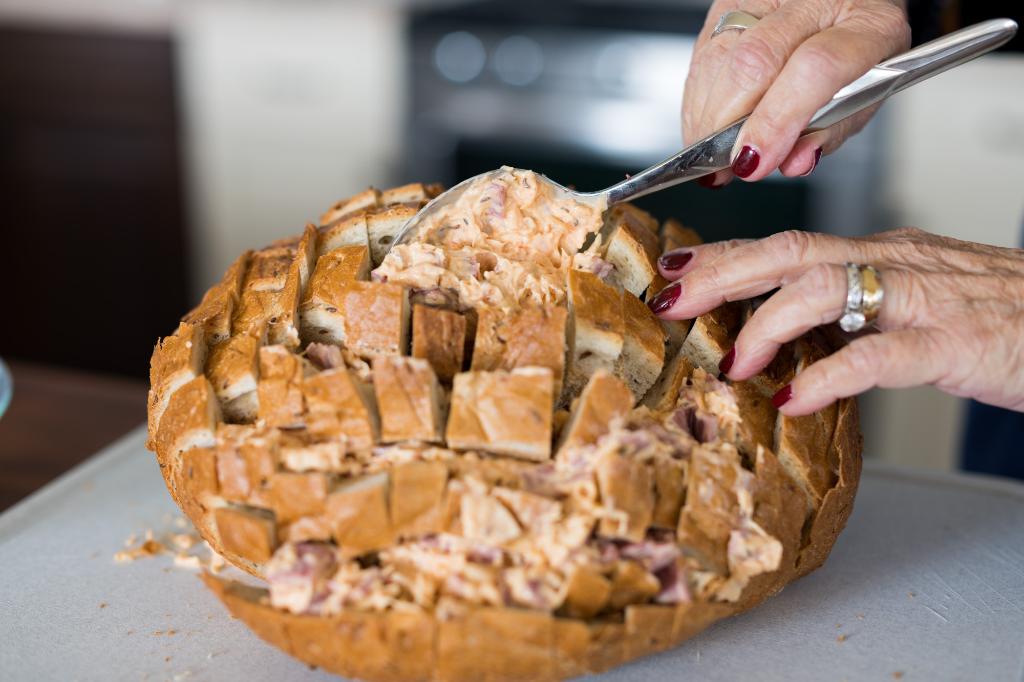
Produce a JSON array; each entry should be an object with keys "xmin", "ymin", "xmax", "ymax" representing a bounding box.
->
[{"xmin": 405, "ymin": 0, "xmax": 886, "ymax": 242}]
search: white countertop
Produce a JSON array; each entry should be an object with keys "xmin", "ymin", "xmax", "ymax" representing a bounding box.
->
[{"xmin": 1, "ymin": 426, "xmax": 1023, "ymax": 681}]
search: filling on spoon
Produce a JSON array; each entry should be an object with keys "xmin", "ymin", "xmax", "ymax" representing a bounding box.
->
[{"xmin": 373, "ymin": 167, "xmax": 608, "ymax": 311}]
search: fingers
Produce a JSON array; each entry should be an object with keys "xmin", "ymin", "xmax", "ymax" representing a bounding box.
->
[
  {"xmin": 650, "ymin": 230, "xmax": 870, "ymax": 320},
  {"xmin": 723, "ymin": 263, "xmax": 921, "ymax": 380},
  {"xmin": 725, "ymin": 263, "xmax": 847, "ymax": 380},
  {"xmin": 777, "ymin": 327, "xmax": 954, "ymax": 416},
  {"xmin": 656, "ymin": 238, "xmax": 753, "ymax": 281},
  {"xmin": 695, "ymin": 2, "xmax": 828, "ymax": 141},
  {"xmin": 732, "ymin": 6, "xmax": 910, "ymax": 181}
]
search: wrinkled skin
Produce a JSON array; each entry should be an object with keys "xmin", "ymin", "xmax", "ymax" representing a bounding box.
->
[
  {"xmin": 683, "ymin": 0, "xmax": 910, "ymax": 185},
  {"xmin": 653, "ymin": 228, "xmax": 1024, "ymax": 416}
]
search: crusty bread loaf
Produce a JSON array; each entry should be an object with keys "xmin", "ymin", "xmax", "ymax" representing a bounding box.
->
[{"xmin": 148, "ymin": 180, "xmax": 862, "ymax": 682}]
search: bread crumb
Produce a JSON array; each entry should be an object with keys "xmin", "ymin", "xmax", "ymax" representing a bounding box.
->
[
  {"xmin": 908, "ymin": 591, "xmax": 915, "ymax": 598},
  {"xmin": 174, "ymin": 554, "xmax": 202, "ymax": 570},
  {"xmin": 115, "ymin": 537, "xmax": 167, "ymax": 563},
  {"xmin": 165, "ymin": 656, "xmax": 172, "ymax": 663},
  {"xmin": 892, "ymin": 673, "xmax": 904, "ymax": 680},
  {"xmin": 837, "ymin": 634, "xmax": 847, "ymax": 643},
  {"xmin": 835, "ymin": 623, "xmax": 842, "ymax": 628},
  {"xmin": 167, "ymin": 629, "xmax": 178, "ymax": 636},
  {"xmin": 99, "ymin": 602, "xmax": 107, "ymax": 609},
  {"xmin": 856, "ymin": 613, "xmax": 865, "ymax": 620},
  {"xmin": 171, "ymin": 533, "xmax": 197, "ymax": 551}
]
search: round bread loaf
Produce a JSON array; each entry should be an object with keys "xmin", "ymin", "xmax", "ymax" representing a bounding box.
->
[{"xmin": 147, "ymin": 176, "xmax": 862, "ymax": 681}]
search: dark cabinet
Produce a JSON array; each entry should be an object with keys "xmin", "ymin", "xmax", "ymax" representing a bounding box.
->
[{"xmin": 0, "ymin": 26, "xmax": 189, "ymax": 378}]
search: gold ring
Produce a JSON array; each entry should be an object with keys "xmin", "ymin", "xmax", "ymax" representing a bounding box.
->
[
  {"xmin": 839, "ymin": 263, "xmax": 884, "ymax": 333},
  {"xmin": 711, "ymin": 10, "xmax": 761, "ymax": 38}
]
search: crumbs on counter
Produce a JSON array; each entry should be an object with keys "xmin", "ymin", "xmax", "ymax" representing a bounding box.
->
[
  {"xmin": 99, "ymin": 602, "xmax": 108, "ymax": 609},
  {"xmin": 892, "ymin": 673, "xmax": 904, "ymax": 680},
  {"xmin": 836, "ymin": 634, "xmax": 848, "ymax": 643},
  {"xmin": 115, "ymin": 519, "xmax": 228, "ymax": 575}
]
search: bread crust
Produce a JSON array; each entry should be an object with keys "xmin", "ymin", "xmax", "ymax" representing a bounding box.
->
[
  {"xmin": 412, "ymin": 305, "xmax": 466, "ymax": 382},
  {"xmin": 471, "ymin": 305, "xmax": 567, "ymax": 395}
]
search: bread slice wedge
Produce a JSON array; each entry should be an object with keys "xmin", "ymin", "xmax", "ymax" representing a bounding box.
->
[
  {"xmin": 446, "ymin": 368, "xmax": 554, "ymax": 461},
  {"xmin": 411, "ymin": 304, "xmax": 467, "ymax": 382},
  {"xmin": 320, "ymin": 188, "xmax": 381, "ymax": 227},
  {"xmin": 471, "ymin": 305, "xmax": 568, "ymax": 396},
  {"xmin": 299, "ymin": 245, "xmax": 370, "ymax": 346},
  {"xmin": 615, "ymin": 291, "xmax": 666, "ymax": 400},
  {"xmin": 557, "ymin": 370, "xmax": 633, "ymax": 452},
  {"xmin": 373, "ymin": 355, "xmax": 445, "ymax": 444},
  {"xmin": 565, "ymin": 269, "xmax": 624, "ymax": 400}
]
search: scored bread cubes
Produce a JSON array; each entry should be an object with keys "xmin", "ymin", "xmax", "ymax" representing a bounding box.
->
[
  {"xmin": 601, "ymin": 208, "xmax": 661, "ymax": 296},
  {"xmin": 389, "ymin": 460, "xmax": 448, "ymax": 536},
  {"xmin": 155, "ymin": 375, "xmax": 220, "ymax": 458},
  {"xmin": 616, "ymin": 292, "xmax": 666, "ymax": 400},
  {"xmin": 319, "ymin": 188, "xmax": 381, "ymax": 227},
  {"xmin": 558, "ymin": 370, "xmax": 633, "ymax": 452},
  {"xmin": 182, "ymin": 250, "xmax": 249, "ymax": 345},
  {"xmin": 471, "ymin": 305, "xmax": 568, "ymax": 396},
  {"xmin": 300, "ymin": 245, "xmax": 371, "ymax": 345},
  {"xmin": 445, "ymin": 368, "xmax": 554, "ymax": 461},
  {"xmin": 381, "ymin": 182, "xmax": 443, "ymax": 206},
  {"xmin": 147, "ymin": 322, "xmax": 208, "ymax": 447},
  {"xmin": 214, "ymin": 505, "xmax": 277, "ymax": 564},
  {"xmin": 206, "ymin": 329, "xmax": 262, "ymax": 422},
  {"xmin": 373, "ymin": 356, "xmax": 445, "ymax": 443},
  {"xmin": 595, "ymin": 448, "xmax": 654, "ymax": 542},
  {"xmin": 367, "ymin": 205, "xmax": 419, "ymax": 267},
  {"xmin": 257, "ymin": 345, "xmax": 309, "ymax": 429},
  {"xmin": 411, "ymin": 304, "xmax": 466, "ymax": 382},
  {"xmin": 659, "ymin": 218, "xmax": 702, "ymax": 254},
  {"xmin": 302, "ymin": 366, "xmax": 380, "ymax": 451},
  {"xmin": 341, "ymin": 282, "xmax": 410, "ymax": 359},
  {"xmin": 681, "ymin": 301, "xmax": 746, "ymax": 375},
  {"xmin": 325, "ymin": 472, "xmax": 393, "ymax": 557},
  {"xmin": 318, "ymin": 212, "xmax": 370, "ymax": 257},
  {"xmin": 565, "ymin": 269, "xmax": 624, "ymax": 399},
  {"xmin": 773, "ymin": 337, "xmax": 839, "ymax": 511}
]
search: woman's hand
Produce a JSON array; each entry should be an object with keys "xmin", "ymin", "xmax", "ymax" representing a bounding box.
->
[
  {"xmin": 648, "ymin": 229, "xmax": 1024, "ymax": 415},
  {"xmin": 684, "ymin": 0, "xmax": 910, "ymax": 185}
]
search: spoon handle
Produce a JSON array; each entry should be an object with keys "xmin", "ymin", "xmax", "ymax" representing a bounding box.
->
[{"xmin": 598, "ymin": 17, "xmax": 1017, "ymax": 205}]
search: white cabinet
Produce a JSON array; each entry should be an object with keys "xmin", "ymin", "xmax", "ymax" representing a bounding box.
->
[{"xmin": 175, "ymin": 1, "xmax": 406, "ymax": 296}]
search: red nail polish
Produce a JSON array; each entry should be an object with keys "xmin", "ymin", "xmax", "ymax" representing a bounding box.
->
[
  {"xmin": 696, "ymin": 174, "xmax": 721, "ymax": 189},
  {"xmin": 732, "ymin": 145, "xmax": 760, "ymax": 178},
  {"xmin": 718, "ymin": 348, "xmax": 735, "ymax": 374},
  {"xmin": 658, "ymin": 251, "xmax": 693, "ymax": 272},
  {"xmin": 647, "ymin": 282, "xmax": 681, "ymax": 315},
  {"xmin": 813, "ymin": 147, "xmax": 823, "ymax": 167},
  {"xmin": 771, "ymin": 384, "xmax": 793, "ymax": 408}
]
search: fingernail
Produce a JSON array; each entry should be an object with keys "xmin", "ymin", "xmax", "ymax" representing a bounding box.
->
[
  {"xmin": 718, "ymin": 348, "xmax": 735, "ymax": 374},
  {"xmin": 771, "ymin": 384, "xmax": 793, "ymax": 408},
  {"xmin": 647, "ymin": 282, "xmax": 681, "ymax": 315},
  {"xmin": 802, "ymin": 147, "xmax": 823, "ymax": 177},
  {"xmin": 696, "ymin": 174, "xmax": 722, "ymax": 189},
  {"xmin": 731, "ymin": 145, "xmax": 760, "ymax": 179},
  {"xmin": 658, "ymin": 251, "xmax": 693, "ymax": 272}
]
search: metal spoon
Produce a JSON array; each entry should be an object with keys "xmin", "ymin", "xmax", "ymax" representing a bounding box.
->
[{"xmin": 392, "ymin": 18, "xmax": 1016, "ymax": 249}]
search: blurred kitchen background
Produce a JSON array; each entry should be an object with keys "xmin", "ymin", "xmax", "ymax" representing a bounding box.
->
[{"xmin": 0, "ymin": 0, "xmax": 1021, "ymax": 477}]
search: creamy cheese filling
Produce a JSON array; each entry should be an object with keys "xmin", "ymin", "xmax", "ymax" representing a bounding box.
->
[
  {"xmin": 372, "ymin": 167, "xmax": 605, "ymax": 311},
  {"xmin": 263, "ymin": 378, "xmax": 781, "ymax": 617}
]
